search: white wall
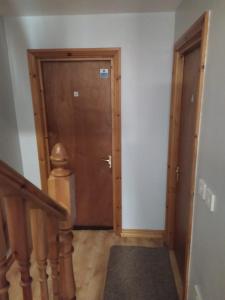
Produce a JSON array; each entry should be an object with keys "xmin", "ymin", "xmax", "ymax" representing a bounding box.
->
[
  {"xmin": 4, "ymin": 13, "xmax": 175, "ymax": 230},
  {"xmin": 175, "ymin": 1, "xmax": 225, "ymax": 300},
  {"xmin": 0, "ymin": 17, "xmax": 22, "ymax": 172}
]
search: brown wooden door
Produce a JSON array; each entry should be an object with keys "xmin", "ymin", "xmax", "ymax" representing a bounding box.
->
[
  {"xmin": 42, "ymin": 60, "xmax": 113, "ymax": 227},
  {"xmin": 174, "ymin": 46, "xmax": 201, "ymax": 279}
]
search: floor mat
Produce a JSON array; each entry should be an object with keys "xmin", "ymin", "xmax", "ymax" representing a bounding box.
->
[{"xmin": 103, "ymin": 246, "xmax": 178, "ymax": 300}]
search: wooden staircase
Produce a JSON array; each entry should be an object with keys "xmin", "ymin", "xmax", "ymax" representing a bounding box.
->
[{"xmin": 0, "ymin": 143, "xmax": 76, "ymax": 300}]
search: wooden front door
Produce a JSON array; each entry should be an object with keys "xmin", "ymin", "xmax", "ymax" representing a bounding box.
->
[
  {"xmin": 174, "ymin": 46, "xmax": 201, "ymax": 279},
  {"xmin": 42, "ymin": 60, "xmax": 113, "ymax": 227}
]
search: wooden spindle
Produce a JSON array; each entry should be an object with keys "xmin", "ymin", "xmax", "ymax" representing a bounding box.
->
[
  {"xmin": 4, "ymin": 196, "xmax": 32, "ymax": 300},
  {"xmin": 59, "ymin": 227, "xmax": 75, "ymax": 300},
  {"xmin": 46, "ymin": 216, "xmax": 60, "ymax": 300},
  {"xmin": 30, "ymin": 209, "xmax": 49, "ymax": 300},
  {"xmin": 0, "ymin": 204, "xmax": 9, "ymax": 300},
  {"xmin": 48, "ymin": 143, "xmax": 76, "ymax": 300}
]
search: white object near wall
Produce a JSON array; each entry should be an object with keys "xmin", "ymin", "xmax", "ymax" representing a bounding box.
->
[
  {"xmin": 194, "ymin": 285, "xmax": 202, "ymax": 300},
  {"xmin": 198, "ymin": 179, "xmax": 216, "ymax": 212}
]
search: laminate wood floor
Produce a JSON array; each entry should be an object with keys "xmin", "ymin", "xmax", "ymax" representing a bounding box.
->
[{"xmin": 7, "ymin": 230, "xmax": 163, "ymax": 300}]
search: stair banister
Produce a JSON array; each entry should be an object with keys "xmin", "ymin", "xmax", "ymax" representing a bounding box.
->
[{"xmin": 0, "ymin": 142, "xmax": 76, "ymax": 300}]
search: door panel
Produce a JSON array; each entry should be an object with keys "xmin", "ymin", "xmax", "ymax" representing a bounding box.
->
[
  {"xmin": 42, "ymin": 60, "xmax": 113, "ymax": 227},
  {"xmin": 174, "ymin": 47, "xmax": 201, "ymax": 279}
]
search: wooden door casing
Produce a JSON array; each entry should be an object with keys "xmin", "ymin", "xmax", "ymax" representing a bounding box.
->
[{"xmin": 27, "ymin": 48, "xmax": 121, "ymax": 233}]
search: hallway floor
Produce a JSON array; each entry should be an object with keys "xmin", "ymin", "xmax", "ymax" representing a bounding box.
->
[{"xmin": 7, "ymin": 230, "xmax": 172, "ymax": 300}]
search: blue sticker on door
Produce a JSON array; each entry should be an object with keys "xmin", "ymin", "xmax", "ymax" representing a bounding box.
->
[{"xmin": 100, "ymin": 68, "xmax": 109, "ymax": 79}]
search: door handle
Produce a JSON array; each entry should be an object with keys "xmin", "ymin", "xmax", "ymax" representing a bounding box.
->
[{"xmin": 102, "ymin": 155, "xmax": 112, "ymax": 169}]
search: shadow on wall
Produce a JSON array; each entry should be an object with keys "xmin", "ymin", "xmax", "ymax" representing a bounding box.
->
[
  {"xmin": 3, "ymin": 15, "xmax": 85, "ymax": 186},
  {"xmin": 0, "ymin": 17, "xmax": 23, "ymax": 173},
  {"xmin": 1, "ymin": 3, "xmax": 54, "ymax": 181}
]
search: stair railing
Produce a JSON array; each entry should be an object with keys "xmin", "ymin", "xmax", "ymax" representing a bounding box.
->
[{"xmin": 0, "ymin": 143, "xmax": 76, "ymax": 300}]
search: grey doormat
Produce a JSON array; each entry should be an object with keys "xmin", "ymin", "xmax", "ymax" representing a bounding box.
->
[{"xmin": 103, "ymin": 246, "xmax": 178, "ymax": 300}]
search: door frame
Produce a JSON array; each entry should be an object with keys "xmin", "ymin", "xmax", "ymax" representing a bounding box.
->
[
  {"xmin": 165, "ymin": 12, "xmax": 209, "ymax": 299},
  {"xmin": 27, "ymin": 48, "xmax": 122, "ymax": 235}
]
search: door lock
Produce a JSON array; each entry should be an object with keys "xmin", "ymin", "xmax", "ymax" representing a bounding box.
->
[{"xmin": 102, "ymin": 155, "xmax": 112, "ymax": 169}]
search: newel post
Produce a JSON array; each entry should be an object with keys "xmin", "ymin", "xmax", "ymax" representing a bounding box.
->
[{"xmin": 48, "ymin": 143, "xmax": 76, "ymax": 300}]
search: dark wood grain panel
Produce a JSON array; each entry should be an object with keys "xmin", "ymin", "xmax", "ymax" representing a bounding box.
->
[
  {"xmin": 42, "ymin": 60, "xmax": 113, "ymax": 226},
  {"xmin": 174, "ymin": 47, "xmax": 201, "ymax": 279}
]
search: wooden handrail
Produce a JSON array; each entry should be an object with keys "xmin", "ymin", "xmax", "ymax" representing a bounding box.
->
[
  {"xmin": 0, "ymin": 160, "xmax": 67, "ymax": 219},
  {"xmin": 0, "ymin": 143, "xmax": 76, "ymax": 300}
]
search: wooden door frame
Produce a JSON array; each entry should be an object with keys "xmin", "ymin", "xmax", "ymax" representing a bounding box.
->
[
  {"xmin": 27, "ymin": 48, "xmax": 122, "ymax": 235},
  {"xmin": 165, "ymin": 12, "xmax": 210, "ymax": 299}
]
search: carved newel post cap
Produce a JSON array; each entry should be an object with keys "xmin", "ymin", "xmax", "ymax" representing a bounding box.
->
[{"xmin": 50, "ymin": 143, "xmax": 71, "ymax": 177}]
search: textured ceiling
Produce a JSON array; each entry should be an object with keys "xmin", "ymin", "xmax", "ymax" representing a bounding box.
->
[{"xmin": 0, "ymin": 0, "xmax": 182, "ymax": 16}]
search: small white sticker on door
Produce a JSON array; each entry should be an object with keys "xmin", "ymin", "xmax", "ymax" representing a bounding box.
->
[
  {"xmin": 74, "ymin": 91, "xmax": 79, "ymax": 97},
  {"xmin": 100, "ymin": 69, "xmax": 109, "ymax": 79}
]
